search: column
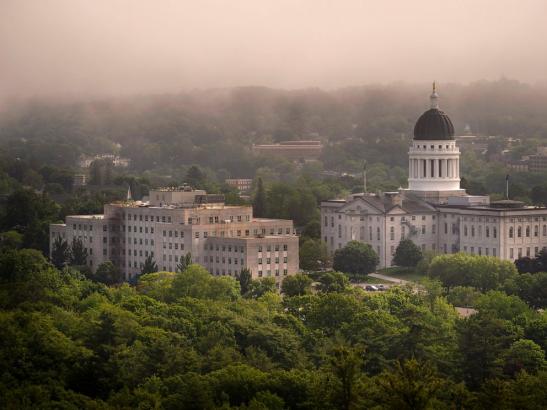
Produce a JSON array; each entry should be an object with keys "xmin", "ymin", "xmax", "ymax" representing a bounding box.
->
[
  {"xmin": 426, "ymin": 159, "xmax": 430, "ymax": 179},
  {"xmin": 444, "ymin": 159, "xmax": 449, "ymax": 178}
]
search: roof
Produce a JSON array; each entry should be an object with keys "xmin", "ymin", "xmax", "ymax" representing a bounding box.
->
[
  {"xmin": 331, "ymin": 193, "xmax": 436, "ymax": 215},
  {"xmin": 414, "ymin": 108, "xmax": 455, "ymax": 141}
]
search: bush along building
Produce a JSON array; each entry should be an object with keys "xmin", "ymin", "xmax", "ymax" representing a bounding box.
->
[
  {"xmin": 50, "ymin": 186, "xmax": 299, "ymax": 286},
  {"xmin": 322, "ymin": 85, "xmax": 547, "ymax": 268}
]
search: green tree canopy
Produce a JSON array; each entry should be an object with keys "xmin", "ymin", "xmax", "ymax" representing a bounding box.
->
[
  {"xmin": 333, "ymin": 241, "xmax": 378, "ymax": 276},
  {"xmin": 393, "ymin": 239, "xmax": 422, "ymax": 267},
  {"xmin": 281, "ymin": 273, "xmax": 312, "ymax": 297}
]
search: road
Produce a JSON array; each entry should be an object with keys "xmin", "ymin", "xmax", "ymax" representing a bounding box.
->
[{"xmin": 368, "ymin": 272, "xmax": 410, "ymax": 285}]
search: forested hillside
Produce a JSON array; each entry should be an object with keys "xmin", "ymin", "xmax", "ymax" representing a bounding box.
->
[{"xmin": 1, "ymin": 249, "xmax": 546, "ymax": 409}]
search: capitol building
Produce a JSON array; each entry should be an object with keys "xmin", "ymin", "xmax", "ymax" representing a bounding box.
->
[{"xmin": 321, "ymin": 86, "xmax": 547, "ymax": 268}]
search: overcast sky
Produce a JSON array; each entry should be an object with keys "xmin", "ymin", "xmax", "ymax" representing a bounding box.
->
[{"xmin": 1, "ymin": 0, "xmax": 546, "ymax": 98}]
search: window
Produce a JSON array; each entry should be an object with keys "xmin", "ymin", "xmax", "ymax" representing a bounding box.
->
[
  {"xmin": 464, "ymin": 225, "xmax": 468, "ymax": 236},
  {"xmin": 377, "ymin": 227, "xmax": 380, "ymax": 240},
  {"xmin": 535, "ymin": 225, "xmax": 539, "ymax": 237},
  {"xmin": 390, "ymin": 226, "xmax": 394, "ymax": 240},
  {"xmin": 526, "ymin": 226, "xmax": 530, "ymax": 237},
  {"xmin": 421, "ymin": 225, "xmax": 426, "ymax": 235},
  {"xmin": 517, "ymin": 226, "xmax": 522, "ymax": 237},
  {"xmin": 509, "ymin": 227, "xmax": 514, "ymax": 238},
  {"xmin": 486, "ymin": 227, "xmax": 490, "ymax": 238}
]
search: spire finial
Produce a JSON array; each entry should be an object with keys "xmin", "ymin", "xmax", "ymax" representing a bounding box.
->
[{"xmin": 430, "ymin": 82, "xmax": 439, "ymax": 109}]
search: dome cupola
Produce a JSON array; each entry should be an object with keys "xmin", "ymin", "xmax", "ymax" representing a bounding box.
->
[{"xmin": 413, "ymin": 83, "xmax": 454, "ymax": 141}]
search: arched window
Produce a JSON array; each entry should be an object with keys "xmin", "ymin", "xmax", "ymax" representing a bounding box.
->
[
  {"xmin": 464, "ymin": 225, "xmax": 468, "ymax": 236},
  {"xmin": 376, "ymin": 227, "xmax": 381, "ymax": 240},
  {"xmin": 526, "ymin": 226, "xmax": 530, "ymax": 237},
  {"xmin": 486, "ymin": 227, "xmax": 490, "ymax": 238},
  {"xmin": 509, "ymin": 227, "xmax": 514, "ymax": 238},
  {"xmin": 471, "ymin": 226, "xmax": 475, "ymax": 237},
  {"xmin": 534, "ymin": 225, "xmax": 539, "ymax": 237},
  {"xmin": 493, "ymin": 227, "xmax": 497, "ymax": 238},
  {"xmin": 517, "ymin": 226, "xmax": 522, "ymax": 237}
]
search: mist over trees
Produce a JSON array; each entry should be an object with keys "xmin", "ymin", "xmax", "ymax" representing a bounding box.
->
[{"xmin": 1, "ymin": 79, "xmax": 547, "ymax": 176}]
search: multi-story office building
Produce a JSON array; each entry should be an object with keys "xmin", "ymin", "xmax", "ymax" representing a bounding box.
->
[
  {"xmin": 321, "ymin": 86, "xmax": 547, "ymax": 267},
  {"xmin": 50, "ymin": 187, "xmax": 299, "ymax": 286}
]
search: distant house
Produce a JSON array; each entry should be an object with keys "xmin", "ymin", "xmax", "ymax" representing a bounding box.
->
[
  {"xmin": 225, "ymin": 178, "xmax": 253, "ymax": 193},
  {"xmin": 79, "ymin": 154, "xmax": 131, "ymax": 168}
]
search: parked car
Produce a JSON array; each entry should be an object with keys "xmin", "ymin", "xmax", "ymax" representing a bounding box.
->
[
  {"xmin": 377, "ymin": 284, "xmax": 386, "ymax": 291},
  {"xmin": 364, "ymin": 285, "xmax": 378, "ymax": 291}
]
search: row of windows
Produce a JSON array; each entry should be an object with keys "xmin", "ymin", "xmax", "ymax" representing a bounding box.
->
[
  {"xmin": 258, "ymin": 257, "xmax": 288, "ymax": 264},
  {"xmin": 127, "ymin": 237, "xmax": 155, "ymax": 246},
  {"xmin": 205, "ymin": 244, "xmax": 245, "ymax": 253},
  {"xmin": 463, "ymin": 246, "xmax": 497, "ymax": 257},
  {"xmin": 257, "ymin": 269, "xmax": 288, "ymax": 277},
  {"xmin": 258, "ymin": 244, "xmax": 289, "ymax": 252},
  {"xmin": 72, "ymin": 224, "xmax": 94, "ymax": 231},
  {"xmin": 508, "ymin": 225, "xmax": 546, "ymax": 238},
  {"xmin": 127, "ymin": 214, "xmax": 172, "ymax": 223},
  {"xmin": 508, "ymin": 247, "xmax": 543, "ymax": 259},
  {"xmin": 325, "ymin": 214, "xmax": 433, "ymax": 227},
  {"xmin": 463, "ymin": 225, "xmax": 498, "ymax": 238}
]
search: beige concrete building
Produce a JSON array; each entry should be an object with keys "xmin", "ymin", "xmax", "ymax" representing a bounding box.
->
[
  {"xmin": 50, "ymin": 187, "xmax": 299, "ymax": 286},
  {"xmin": 322, "ymin": 87, "xmax": 547, "ymax": 267}
]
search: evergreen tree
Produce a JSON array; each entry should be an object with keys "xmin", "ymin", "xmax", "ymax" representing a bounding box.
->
[
  {"xmin": 51, "ymin": 236, "xmax": 70, "ymax": 269},
  {"xmin": 253, "ymin": 177, "xmax": 267, "ymax": 218},
  {"xmin": 236, "ymin": 268, "xmax": 253, "ymax": 295},
  {"xmin": 141, "ymin": 254, "xmax": 158, "ymax": 275},
  {"xmin": 393, "ymin": 239, "xmax": 423, "ymax": 267},
  {"xmin": 69, "ymin": 237, "xmax": 87, "ymax": 266},
  {"xmin": 176, "ymin": 252, "xmax": 192, "ymax": 273}
]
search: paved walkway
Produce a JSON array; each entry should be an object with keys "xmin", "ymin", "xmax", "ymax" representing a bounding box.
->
[{"xmin": 368, "ymin": 272, "xmax": 410, "ymax": 285}]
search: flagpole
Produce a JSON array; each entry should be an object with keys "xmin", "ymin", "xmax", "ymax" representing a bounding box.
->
[
  {"xmin": 506, "ymin": 175, "xmax": 509, "ymax": 199},
  {"xmin": 363, "ymin": 161, "xmax": 367, "ymax": 194}
]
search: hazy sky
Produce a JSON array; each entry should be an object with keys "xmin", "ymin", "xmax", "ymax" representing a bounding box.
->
[{"xmin": 1, "ymin": 0, "xmax": 546, "ymax": 97}]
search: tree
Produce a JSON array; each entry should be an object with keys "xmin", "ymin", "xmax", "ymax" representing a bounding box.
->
[
  {"xmin": 69, "ymin": 237, "xmax": 87, "ymax": 266},
  {"xmin": 428, "ymin": 253, "xmax": 517, "ymax": 292},
  {"xmin": 246, "ymin": 277, "xmax": 276, "ymax": 299},
  {"xmin": 141, "ymin": 254, "xmax": 158, "ymax": 275},
  {"xmin": 176, "ymin": 253, "xmax": 192, "ymax": 273},
  {"xmin": 93, "ymin": 261, "xmax": 124, "ymax": 285},
  {"xmin": 458, "ymin": 313, "xmax": 520, "ymax": 388},
  {"xmin": 281, "ymin": 273, "xmax": 312, "ymax": 297},
  {"xmin": 253, "ymin": 177, "xmax": 267, "ymax": 218},
  {"xmin": 170, "ymin": 264, "xmax": 239, "ymax": 301},
  {"xmin": 51, "ymin": 236, "xmax": 70, "ymax": 269},
  {"xmin": 504, "ymin": 272, "xmax": 547, "ymax": 309},
  {"xmin": 502, "ymin": 339, "xmax": 546, "ymax": 377},
  {"xmin": 299, "ymin": 238, "xmax": 329, "ymax": 271},
  {"xmin": 0, "ymin": 230, "xmax": 23, "ymax": 251},
  {"xmin": 514, "ymin": 256, "xmax": 539, "ymax": 274},
  {"xmin": 446, "ymin": 286, "xmax": 482, "ymax": 308},
  {"xmin": 236, "ymin": 268, "xmax": 252, "ymax": 295},
  {"xmin": 326, "ymin": 345, "xmax": 363, "ymax": 410},
  {"xmin": 372, "ymin": 359, "xmax": 445, "ymax": 410},
  {"xmin": 333, "ymin": 241, "xmax": 378, "ymax": 276},
  {"xmin": 393, "ymin": 239, "xmax": 422, "ymax": 267},
  {"xmin": 315, "ymin": 271, "xmax": 349, "ymax": 293}
]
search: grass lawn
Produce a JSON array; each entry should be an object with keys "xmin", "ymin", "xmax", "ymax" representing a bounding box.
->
[{"xmin": 377, "ymin": 266, "xmax": 428, "ymax": 282}]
